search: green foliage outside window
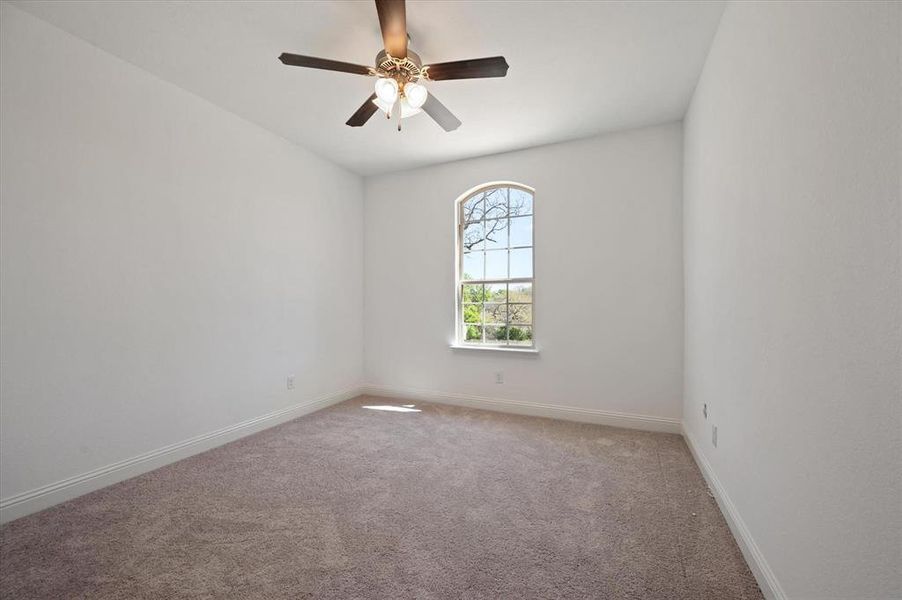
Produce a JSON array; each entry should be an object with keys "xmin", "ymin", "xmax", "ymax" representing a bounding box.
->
[{"xmin": 498, "ymin": 326, "xmax": 532, "ymax": 341}]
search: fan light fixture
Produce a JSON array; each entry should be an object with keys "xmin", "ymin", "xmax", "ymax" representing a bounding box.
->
[
  {"xmin": 278, "ymin": 0, "xmax": 510, "ymax": 132},
  {"xmin": 372, "ymin": 78, "xmax": 428, "ymax": 120}
]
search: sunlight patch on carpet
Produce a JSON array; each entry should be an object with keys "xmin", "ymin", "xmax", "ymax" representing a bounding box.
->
[{"xmin": 362, "ymin": 405, "xmax": 421, "ymax": 413}]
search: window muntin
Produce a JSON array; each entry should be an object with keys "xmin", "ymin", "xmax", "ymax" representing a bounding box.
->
[{"xmin": 457, "ymin": 184, "xmax": 534, "ymax": 347}]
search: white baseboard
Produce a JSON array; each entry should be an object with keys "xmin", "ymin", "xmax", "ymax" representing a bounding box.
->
[
  {"xmin": 681, "ymin": 425, "xmax": 786, "ymax": 600},
  {"xmin": 361, "ymin": 384, "xmax": 682, "ymax": 434},
  {"xmin": 0, "ymin": 386, "xmax": 361, "ymax": 524}
]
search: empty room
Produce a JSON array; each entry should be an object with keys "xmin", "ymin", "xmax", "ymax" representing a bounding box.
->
[{"xmin": 0, "ymin": 1, "xmax": 899, "ymax": 598}]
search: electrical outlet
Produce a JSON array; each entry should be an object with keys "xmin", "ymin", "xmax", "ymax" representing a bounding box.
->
[
  {"xmin": 712, "ymin": 425, "xmax": 718, "ymax": 447},
  {"xmin": 495, "ymin": 371, "xmax": 504, "ymax": 384},
  {"xmin": 703, "ymin": 403, "xmax": 708, "ymax": 419},
  {"xmin": 287, "ymin": 375, "xmax": 295, "ymax": 390}
]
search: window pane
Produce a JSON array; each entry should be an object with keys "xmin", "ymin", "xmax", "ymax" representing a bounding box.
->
[
  {"xmin": 462, "ymin": 283, "xmax": 484, "ymax": 303},
  {"xmin": 462, "ymin": 252, "xmax": 484, "ymax": 280},
  {"xmin": 510, "ymin": 248, "xmax": 532, "ymax": 278},
  {"xmin": 463, "ymin": 303, "xmax": 483, "ymax": 324},
  {"xmin": 463, "ymin": 222, "xmax": 484, "ymax": 251},
  {"xmin": 484, "ymin": 303, "xmax": 507, "ymax": 324},
  {"xmin": 507, "ymin": 325, "xmax": 533, "ymax": 346},
  {"xmin": 458, "ymin": 186, "xmax": 534, "ymax": 347},
  {"xmin": 508, "ymin": 282, "xmax": 532, "ymax": 303},
  {"xmin": 483, "ymin": 218, "xmax": 508, "ymax": 250},
  {"xmin": 483, "ymin": 188, "xmax": 508, "ymax": 219},
  {"xmin": 509, "ymin": 216, "xmax": 532, "ymax": 248},
  {"xmin": 464, "ymin": 324, "xmax": 483, "ymax": 342},
  {"xmin": 485, "ymin": 250, "xmax": 507, "ymax": 279},
  {"xmin": 510, "ymin": 188, "xmax": 533, "ymax": 216},
  {"xmin": 485, "ymin": 283, "xmax": 507, "ymax": 302},
  {"xmin": 485, "ymin": 325, "xmax": 507, "ymax": 344},
  {"xmin": 508, "ymin": 303, "xmax": 532, "ymax": 325},
  {"xmin": 463, "ymin": 194, "xmax": 484, "ymax": 222}
]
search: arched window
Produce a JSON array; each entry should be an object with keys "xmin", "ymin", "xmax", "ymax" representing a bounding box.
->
[{"xmin": 456, "ymin": 183, "xmax": 534, "ymax": 348}]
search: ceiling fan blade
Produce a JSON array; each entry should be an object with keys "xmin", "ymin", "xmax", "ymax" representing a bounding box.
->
[
  {"xmin": 279, "ymin": 53, "xmax": 372, "ymax": 76},
  {"xmin": 375, "ymin": 0, "xmax": 408, "ymax": 59},
  {"xmin": 346, "ymin": 93, "xmax": 380, "ymax": 127},
  {"xmin": 421, "ymin": 94, "xmax": 461, "ymax": 132},
  {"xmin": 424, "ymin": 56, "xmax": 509, "ymax": 81}
]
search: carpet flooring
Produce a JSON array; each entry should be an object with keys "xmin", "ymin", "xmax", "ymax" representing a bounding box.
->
[{"xmin": 1, "ymin": 396, "xmax": 762, "ymax": 599}]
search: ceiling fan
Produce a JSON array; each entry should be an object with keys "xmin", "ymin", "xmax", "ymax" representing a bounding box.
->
[{"xmin": 278, "ymin": 0, "xmax": 509, "ymax": 132}]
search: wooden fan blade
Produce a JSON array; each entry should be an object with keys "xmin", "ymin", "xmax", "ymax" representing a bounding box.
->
[
  {"xmin": 424, "ymin": 56, "xmax": 509, "ymax": 81},
  {"xmin": 279, "ymin": 53, "xmax": 372, "ymax": 76},
  {"xmin": 422, "ymin": 93, "xmax": 461, "ymax": 132},
  {"xmin": 375, "ymin": 0, "xmax": 407, "ymax": 59},
  {"xmin": 346, "ymin": 93, "xmax": 380, "ymax": 127}
]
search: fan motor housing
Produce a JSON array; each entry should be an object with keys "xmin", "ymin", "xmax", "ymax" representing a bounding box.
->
[{"xmin": 375, "ymin": 50, "xmax": 423, "ymax": 83}]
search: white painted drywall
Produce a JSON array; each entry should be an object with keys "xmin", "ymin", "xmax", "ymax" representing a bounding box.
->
[
  {"xmin": 0, "ymin": 5, "xmax": 364, "ymax": 504},
  {"xmin": 364, "ymin": 123, "xmax": 684, "ymax": 421},
  {"xmin": 683, "ymin": 2, "xmax": 901, "ymax": 598},
  {"xmin": 10, "ymin": 0, "xmax": 725, "ymax": 176}
]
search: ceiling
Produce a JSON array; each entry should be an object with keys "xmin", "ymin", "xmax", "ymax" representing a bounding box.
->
[{"xmin": 12, "ymin": 1, "xmax": 725, "ymax": 176}]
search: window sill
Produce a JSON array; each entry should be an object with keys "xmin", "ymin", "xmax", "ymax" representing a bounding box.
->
[{"xmin": 449, "ymin": 344, "xmax": 540, "ymax": 355}]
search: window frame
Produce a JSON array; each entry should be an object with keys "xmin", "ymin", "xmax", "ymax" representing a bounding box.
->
[{"xmin": 454, "ymin": 182, "xmax": 536, "ymax": 350}]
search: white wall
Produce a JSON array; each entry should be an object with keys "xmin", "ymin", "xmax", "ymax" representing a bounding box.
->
[
  {"xmin": 683, "ymin": 2, "xmax": 901, "ymax": 598},
  {"xmin": 0, "ymin": 4, "xmax": 363, "ymax": 509},
  {"xmin": 364, "ymin": 123, "xmax": 684, "ymax": 423}
]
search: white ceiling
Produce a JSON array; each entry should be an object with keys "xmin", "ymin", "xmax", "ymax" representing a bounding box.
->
[{"xmin": 12, "ymin": 1, "xmax": 725, "ymax": 176}]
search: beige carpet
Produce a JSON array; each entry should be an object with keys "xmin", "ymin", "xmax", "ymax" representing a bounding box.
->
[{"xmin": 1, "ymin": 395, "xmax": 761, "ymax": 599}]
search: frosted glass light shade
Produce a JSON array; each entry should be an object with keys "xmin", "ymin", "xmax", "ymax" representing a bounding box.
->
[
  {"xmin": 404, "ymin": 82, "xmax": 427, "ymax": 108},
  {"xmin": 374, "ymin": 77, "xmax": 399, "ymax": 104},
  {"xmin": 373, "ymin": 97, "xmax": 422, "ymax": 118}
]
